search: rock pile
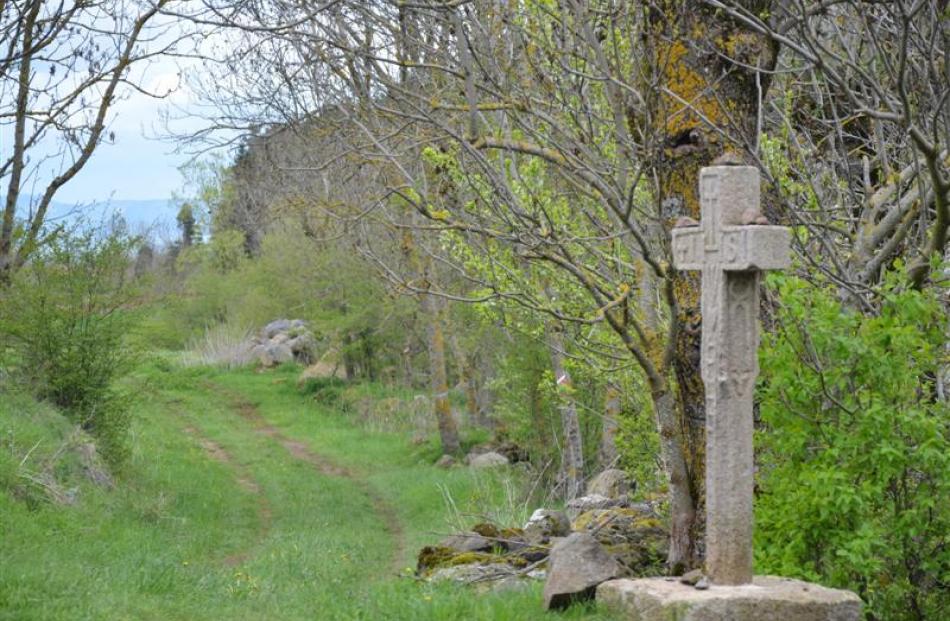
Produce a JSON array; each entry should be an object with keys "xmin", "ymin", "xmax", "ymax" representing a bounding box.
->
[
  {"xmin": 416, "ymin": 469, "xmax": 666, "ymax": 609},
  {"xmin": 250, "ymin": 319, "xmax": 317, "ymax": 368},
  {"xmin": 416, "ymin": 521, "xmax": 548, "ymax": 591}
]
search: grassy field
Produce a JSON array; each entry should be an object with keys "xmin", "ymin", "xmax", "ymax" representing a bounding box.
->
[{"xmin": 0, "ymin": 361, "xmax": 618, "ymax": 620}]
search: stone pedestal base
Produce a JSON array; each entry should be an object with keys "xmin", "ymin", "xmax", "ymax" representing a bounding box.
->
[{"xmin": 597, "ymin": 576, "xmax": 862, "ymax": 621}]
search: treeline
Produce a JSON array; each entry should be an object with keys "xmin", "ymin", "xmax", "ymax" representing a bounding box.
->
[
  {"xmin": 157, "ymin": 2, "xmax": 949, "ymax": 617},
  {"xmin": 1, "ymin": 2, "xmax": 948, "ymax": 619},
  {"xmin": 178, "ymin": 2, "xmax": 950, "ymax": 583}
]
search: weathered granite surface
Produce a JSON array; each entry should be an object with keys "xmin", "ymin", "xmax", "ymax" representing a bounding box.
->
[
  {"xmin": 543, "ymin": 533, "xmax": 620, "ymax": 610},
  {"xmin": 597, "ymin": 576, "xmax": 863, "ymax": 621}
]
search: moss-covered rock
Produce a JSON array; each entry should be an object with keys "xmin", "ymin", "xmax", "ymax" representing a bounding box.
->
[
  {"xmin": 471, "ymin": 522, "xmax": 500, "ymax": 538},
  {"xmin": 445, "ymin": 551, "xmax": 504, "ymax": 567},
  {"xmin": 511, "ymin": 544, "xmax": 549, "ymax": 564},
  {"xmin": 439, "ymin": 531, "xmax": 493, "ymax": 553},
  {"xmin": 416, "ymin": 545, "xmax": 510, "ymax": 576},
  {"xmin": 572, "ymin": 508, "xmax": 668, "ymax": 577},
  {"xmin": 523, "ymin": 508, "xmax": 571, "ymax": 544},
  {"xmin": 417, "ymin": 546, "xmax": 458, "ymax": 574},
  {"xmin": 500, "ymin": 527, "xmax": 524, "ymax": 539}
]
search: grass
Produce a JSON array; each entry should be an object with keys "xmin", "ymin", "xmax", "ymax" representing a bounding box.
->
[{"xmin": 0, "ymin": 361, "xmax": 618, "ymax": 620}]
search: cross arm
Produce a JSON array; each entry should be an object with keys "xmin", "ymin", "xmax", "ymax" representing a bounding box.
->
[
  {"xmin": 719, "ymin": 225, "xmax": 791, "ymax": 271},
  {"xmin": 672, "ymin": 225, "xmax": 792, "ymax": 272},
  {"xmin": 672, "ymin": 227, "xmax": 704, "ymax": 270}
]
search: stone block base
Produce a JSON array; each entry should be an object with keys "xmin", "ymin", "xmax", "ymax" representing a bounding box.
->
[{"xmin": 597, "ymin": 576, "xmax": 862, "ymax": 621}]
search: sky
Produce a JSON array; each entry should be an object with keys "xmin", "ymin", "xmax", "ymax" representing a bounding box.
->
[
  {"xmin": 53, "ymin": 66, "xmax": 200, "ymax": 204},
  {"xmin": 11, "ymin": 9, "xmax": 235, "ymax": 208},
  {"xmin": 0, "ymin": 9, "xmax": 247, "ymax": 235}
]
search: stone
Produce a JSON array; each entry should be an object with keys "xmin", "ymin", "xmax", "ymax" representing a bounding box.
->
[
  {"xmin": 435, "ymin": 454, "xmax": 457, "ymax": 468},
  {"xmin": 262, "ymin": 342, "xmax": 293, "ymax": 367},
  {"xmin": 597, "ymin": 576, "xmax": 863, "ymax": 621},
  {"xmin": 566, "ymin": 493, "xmax": 627, "ymax": 520},
  {"xmin": 271, "ymin": 332, "xmax": 290, "ymax": 345},
  {"xmin": 438, "ymin": 532, "xmax": 494, "ymax": 553},
  {"xmin": 416, "ymin": 546, "xmax": 498, "ymax": 575},
  {"xmin": 467, "ymin": 451, "xmax": 509, "ymax": 468},
  {"xmin": 297, "ymin": 350, "xmax": 345, "ymax": 384},
  {"xmin": 287, "ymin": 329, "xmax": 313, "ymax": 345},
  {"xmin": 512, "ymin": 545, "xmax": 548, "ymax": 563},
  {"xmin": 428, "ymin": 563, "xmax": 545, "ymax": 593},
  {"xmin": 428, "ymin": 562, "xmax": 518, "ymax": 584},
  {"xmin": 671, "ymin": 166, "xmax": 791, "ymax": 585},
  {"xmin": 572, "ymin": 508, "xmax": 668, "ymax": 577},
  {"xmin": 740, "ymin": 207, "xmax": 762, "ymax": 225},
  {"xmin": 586, "ymin": 468, "xmax": 633, "ymax": 498},
  {"xmin": 251, "ymin": 344, "xmax": 269, "ymax": 365},
  {"xmin": 543, "ymin": 532, "xmax": 621, "ymax": 610},
  {"xmin": 679, "ymin": 569, "xmax": 705, "ymax": 586},
  {"xmin": 523, "ymin": 508, "xmax": 571, "ymax": 544},
  {"xmin": 287, "ymin": 333, "xmax": 317, "ymax": 363},
  {"xmin": 674, "ymin": 216, "xmax": 700, "ymax": 228},
  {"xmin": 262, "ymin": 319, "xmax": 293, "ymax": 339}
]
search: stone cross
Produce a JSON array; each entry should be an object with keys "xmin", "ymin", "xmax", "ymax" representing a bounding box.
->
[{"xmin": 672, "ymin": 166, "xmax": 791, "ymax": 585}]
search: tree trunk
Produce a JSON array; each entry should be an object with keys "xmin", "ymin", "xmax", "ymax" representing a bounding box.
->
[
  {"xmin": 650, "ymin": 385, "xmax": 697, "ymax": 575},
  {"xmin": 646, "ymin": 0, "xmax": 776, "ymax": 570},
  {"xmin": 449, "ymin": 333, "xmax": 488, "ymax": 429},
  {"xmin": 342, "ymin": 332, "xmax": 357, "ymax": 380},
  {"xmin": 422, "ymin": 294, "xmax": 461, "ymax": 456},
  {"xmin": 600, "ymin": 382, "xmax": 621, "ymax": 468},
  {"xmin": 401, "ymin": 335, "xmax": 415, "ymax": 388},
  {"xmin": 545, "ymin": 321, "xmax": 585, "ymax": 501}
]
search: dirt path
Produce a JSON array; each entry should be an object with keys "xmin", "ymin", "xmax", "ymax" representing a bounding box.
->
[
  {"xmin": 206, "ymin": 381, "xmax": 409, "ymax": 576},
  {"xmin": 181, "ymin": 425, "xmax": 273, "ymax": 567}
]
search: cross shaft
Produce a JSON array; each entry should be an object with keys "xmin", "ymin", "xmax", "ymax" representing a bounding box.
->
[{"xmin": 671, "ymin": 166, "xmax": 791, "ymax": 585}]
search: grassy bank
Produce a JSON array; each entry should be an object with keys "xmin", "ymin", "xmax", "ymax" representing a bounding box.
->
[{"xmin": 0, "ymin": 361, "xmax": 616, "ymax": 620}]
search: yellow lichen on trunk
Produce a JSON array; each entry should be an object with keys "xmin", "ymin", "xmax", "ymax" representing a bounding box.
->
[{"xmin": 646, "ymin": 0, "xmax": 775, "ymax": 572}]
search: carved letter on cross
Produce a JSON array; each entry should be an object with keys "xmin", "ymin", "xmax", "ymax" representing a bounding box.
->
[{"xmin": 671, "ymin": 166, "xmax": 792, "ymax": 585}]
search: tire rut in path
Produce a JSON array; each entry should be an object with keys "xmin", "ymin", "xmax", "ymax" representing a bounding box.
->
[
  {"xmin": 181, "ymin": 425, "xmax": 273, "ymax": 567},
  {"xmin": 207, "ymin": 382, "xmax": 409, "ymax": 576}
]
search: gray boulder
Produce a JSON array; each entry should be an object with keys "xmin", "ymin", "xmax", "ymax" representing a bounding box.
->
[
  {"xmin": 438, "ymin": 532, "xmax": 494, "ymax": 553},
  {"xmin": 263, "ymin": 319, "xmax": 293, "ymax": 339},
  {"xmin": 467, "ymin": 451, "xmax": 509, "ymax": 468},
  {"xmin": 259, "ymin": 342, "xmax": 294, "ymax": 367},
  {"xmin": 523, "ymin": 508, "xmax": 571, "ymax": 545},
  {"xmin": 543, "ymin": 532, "xmax": 621, "ymax": 610},
  {"xmin": 586, "ymin": 468, "xmax": 633, "ymax": 499},
  {"xmin": 429, "ymin": 563, "xmax": 545, "ymax": 593},
  {"xmin": 566, "ymin": 493, "xmax": 627, "ymax": 520},
  {"xmin": 251, "ymin": 344, "xmax": 269, "ymax": 365},
  {"xmin": 572, "ymin": 507, "xmax": 668, "ymax": 577},
  {"xmin": 287, "ymin": 333, "xmax": 317, "ymax": 363}
]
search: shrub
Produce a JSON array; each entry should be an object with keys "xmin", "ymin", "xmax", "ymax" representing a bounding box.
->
[
  {"xmin": 0, "ymin": 228, "xmax": 140, "ymax": 465},
  {"xmin": 756, "ymin": 274, "xmax": 950, "ymax": 621},
  {"xmin": 298, "ymin": 376, "xmax": 347, "ymax": 406}
]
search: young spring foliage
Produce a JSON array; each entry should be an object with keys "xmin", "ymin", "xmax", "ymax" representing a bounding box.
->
[
  {"xmin": 0, "ymin": 228, "xmax": 140, "ymax": 464},
  {"xmin": 756, "ymin": 273, "xmax": 950, "ymax": 621}
]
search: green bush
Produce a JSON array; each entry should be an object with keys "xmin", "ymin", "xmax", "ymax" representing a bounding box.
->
[
  {"xmin": 298, "ymin": 376, "xmax": 347, "ymax": 406},
  {"xmin": 0, "ymin": 229, "xmax": 140, "ymax": 465},
  {"xmin": 756, "ymin": 274, "xmax": 950, "ymax": 621}
]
